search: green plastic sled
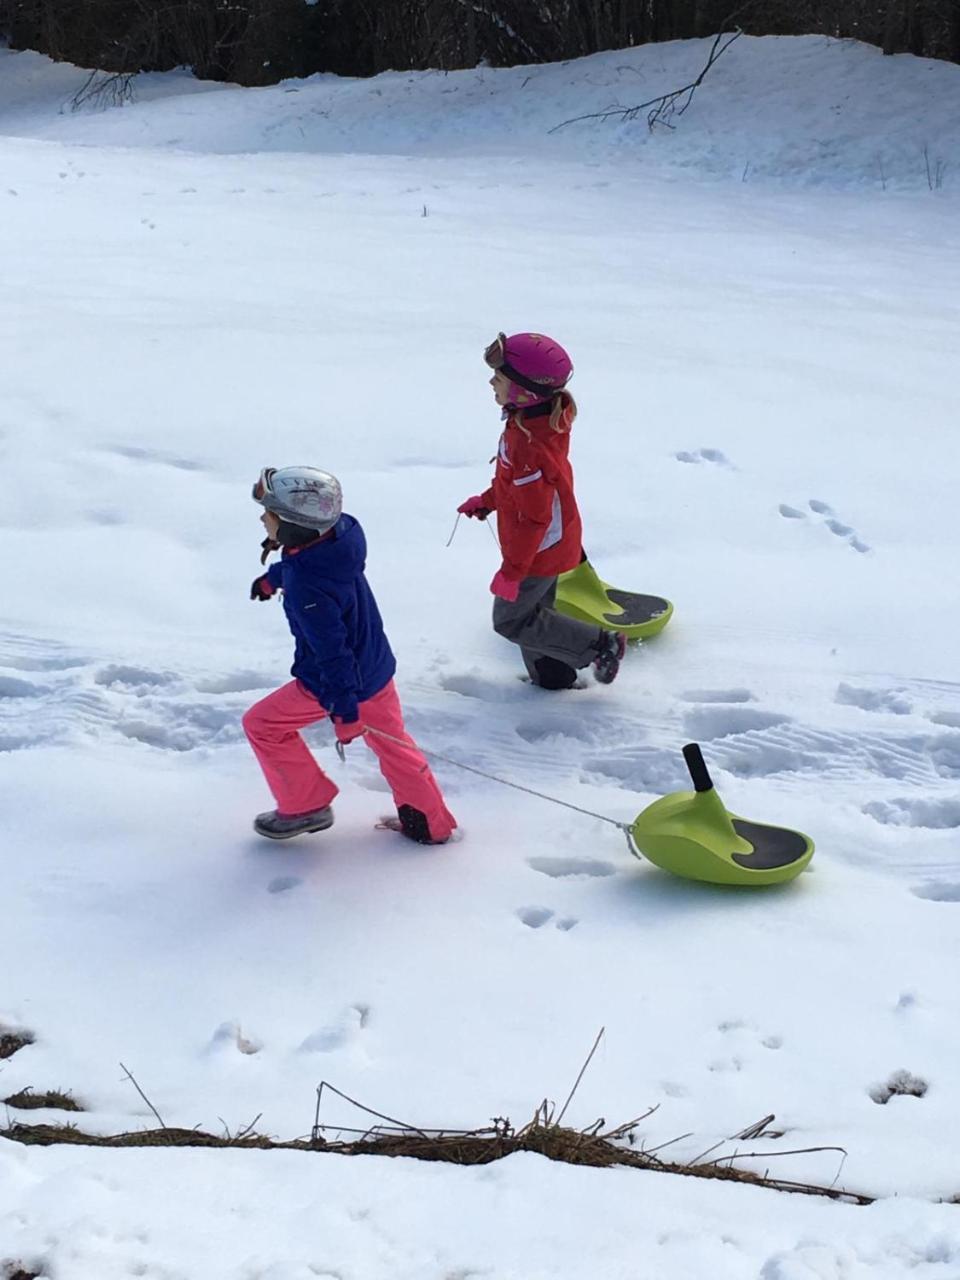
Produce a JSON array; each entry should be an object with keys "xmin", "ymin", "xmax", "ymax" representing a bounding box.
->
[
  {"xmin": 556, "ymin": 558, "xmax": 673, "ymax": 641},
  {"xmin": 629, "ymin": 744, "xmax": 814, "ymax": 886}
]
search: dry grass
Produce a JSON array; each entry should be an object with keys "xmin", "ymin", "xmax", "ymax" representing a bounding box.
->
[
  {"xmin": 3, "ymin": 1088, "xmax": 83, "ymax": 1112},
  {"xmin": 0, "ymin": 1031, "xmax": 34, "ymax": 1061},
  {"xmin": 0, "ymin": 1045, "xmax": 872, "ymax": 1205},
  {"xmin": 0, "ymin": 1110, "xmax": 872, "ymax": 1205}
]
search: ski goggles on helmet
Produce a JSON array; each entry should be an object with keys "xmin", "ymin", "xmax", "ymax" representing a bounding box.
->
[
  {"xmin": 252, "ymin": 467, "xmax": 277, "ymax": 503},
  {"xmin": 483, "ymin": 332, "xmax": 553, "ymax": 398}
]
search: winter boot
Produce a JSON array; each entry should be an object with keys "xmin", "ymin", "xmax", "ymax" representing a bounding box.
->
[
  {"xmin": 593, "ymin": 630, "xmax": 626, "ymax": 685},
  {"xmin": 378, "ymin": 805, "xmax": 449, "ymax": 845},
  {"xmin": 253, "ymin": 806, "xmax": 334, "ymax": 840},
  {"xmin": 532, "ymin": 656, "xmax": 578, "ymax": 691}
]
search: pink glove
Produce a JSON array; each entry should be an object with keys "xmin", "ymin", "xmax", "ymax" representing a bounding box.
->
[
  {"xmin": 490, "ymin": 570, "xmax": 521, "ymax": 602},
  {"xmin": 334, "ymin": 718, "xmax": 366, "ymax": 745},
  {"xmin": 458, "ymin": 495, "xmax": 491, "ymax": 520}
]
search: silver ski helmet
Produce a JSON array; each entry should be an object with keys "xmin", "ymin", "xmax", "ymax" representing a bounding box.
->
[{"xmin": 252, "ymin": 466, "xmax": 342, "ymax": 533}]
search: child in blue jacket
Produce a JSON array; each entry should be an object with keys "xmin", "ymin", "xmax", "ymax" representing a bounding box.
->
[{"xmin": 243, "ymin": 466, "xmax": 456, "ymax": 845}]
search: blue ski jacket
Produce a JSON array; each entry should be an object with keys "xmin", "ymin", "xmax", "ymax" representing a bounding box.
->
[{"xmin": 265, "ymin": 515, "xmax": 396, "ymax": 723}]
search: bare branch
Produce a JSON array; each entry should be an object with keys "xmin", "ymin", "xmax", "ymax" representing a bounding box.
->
[
  {"xmin": 312, "ymin": 1080, "xmax": 429, "ymax": 1143},
  {"xmin": 118, "ymin": 1062, "xmax": 166, "ymax": 1130},
  {"xmin": 555, "ymin": 1026, "xmax": 605, "ymax": 1127},
  {"xmin": 550, "ymin": 29, "xmax": 742, "ymax": 134}
]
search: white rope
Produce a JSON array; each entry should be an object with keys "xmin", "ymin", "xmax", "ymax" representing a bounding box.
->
[
  {"xmin": 446, "ymin": 511, "xmax": 501, "ymax": 551},
  {"xmin": 348, "ymin": 724, "xmax": 631, "ymax": 833}
]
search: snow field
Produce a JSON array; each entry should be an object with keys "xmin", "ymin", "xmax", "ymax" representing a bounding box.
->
[{"xmin": 1, "ymin": 33, "xmax": 959, "ymax": 1279}]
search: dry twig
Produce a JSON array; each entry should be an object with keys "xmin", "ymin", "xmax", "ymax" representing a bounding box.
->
[
  {"xmin": 556, "ymin": 1027, "xmax": 605, "ymax": 1126},
  {"xmin": 119, "ymin": 1062, "xmax": 166, "ymax": 1130},
  {"xmin": 551, "ymin": 29, "xmax": 742, "ymax": 134}
]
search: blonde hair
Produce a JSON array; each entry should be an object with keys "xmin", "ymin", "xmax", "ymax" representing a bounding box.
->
[
  {"xmin": 510, "ymin": 390, "xmax": 577, "ymax": 436},
  {"xmin": 549, "ymin": 389, "xmax": 577, "ymax": 432}
]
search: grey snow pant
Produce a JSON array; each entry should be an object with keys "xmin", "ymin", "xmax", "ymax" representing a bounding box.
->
[{"xmin": 492, "ymin": 574, "xmax": 602, "ymax": 689}]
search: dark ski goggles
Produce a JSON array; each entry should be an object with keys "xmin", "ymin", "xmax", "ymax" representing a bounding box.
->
[
  {"xmin": 252, "ymin": 467, "xmax": 277, "ymax": 502},
  {"xmin": 483, "ymin": 331, "xmax": 551, "ymax": 397}
]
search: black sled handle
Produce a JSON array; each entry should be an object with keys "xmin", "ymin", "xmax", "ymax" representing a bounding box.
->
[{"xmin": 682, "ymin": 743, "xmax": 714, "ymax": 793}]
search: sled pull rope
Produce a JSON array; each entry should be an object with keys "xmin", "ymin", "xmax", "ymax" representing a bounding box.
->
[
  {"xmin": 445, "ymin": 511, "xmax": 501, "ymax": 551},
  {"xmin": 354, "ymin": 725, "xmax": 633, "ymax": 834}
]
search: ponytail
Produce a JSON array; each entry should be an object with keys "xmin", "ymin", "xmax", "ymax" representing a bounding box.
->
[{"xmin": 549, "ymin": 389, "xmax": 577, "ymax": 432}]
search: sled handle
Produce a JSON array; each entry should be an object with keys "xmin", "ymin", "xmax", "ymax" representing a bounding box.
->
[{"xmin": 682, "ymin": 743, "xmax": 714, "ymax": 793}]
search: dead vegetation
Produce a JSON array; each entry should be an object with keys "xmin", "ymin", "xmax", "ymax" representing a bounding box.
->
[
  {"xmin": 2, "ymin": 1088, "xmax": 84, "ymax": 1112},
  {"xmin": 0, "ymin": 1038, "xmax": 877, "ymax": 1204},
  {"xmin": 0, "ymin": 1030, "xmax": 34, "ymax": 1061},
  {"xmin": 0, "ymin": 1056, "xmax": 872, "ymax": 1206}
]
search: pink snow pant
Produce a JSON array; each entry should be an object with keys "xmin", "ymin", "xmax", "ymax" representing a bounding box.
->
[{"xmin": 242, "ymin": 678, "xmax": 457, "ymax": 842}]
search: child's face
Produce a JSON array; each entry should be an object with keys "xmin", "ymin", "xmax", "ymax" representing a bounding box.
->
[
  {"xmin": 490, "ymin": 371, "xmax": 513, "ymax": 407},
  {"xmin": 261, "ymin": 509, "xmax": 281, "ymax": 539}
]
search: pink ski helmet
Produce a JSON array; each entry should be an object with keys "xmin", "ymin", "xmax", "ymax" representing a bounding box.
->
[{"xmin": 484, "ymin": 331, "xmax": 573, "ymax": 408}]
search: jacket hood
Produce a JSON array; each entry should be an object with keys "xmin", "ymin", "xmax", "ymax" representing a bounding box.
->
[{"xmin": 287, "ymin": 514, "xmax": 366, "ymax": 582}]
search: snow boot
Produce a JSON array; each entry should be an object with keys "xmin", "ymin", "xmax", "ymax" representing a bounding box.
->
[
  {"xmin": 593, "ymin": 630, "xmax": 626, "ymax": 685},
  {"xmin": 532, "ymin": 656, "xmax": 578, "ymax": 691},
  {"xmin": 378, "ymin": 804, "xmax": 449, "ymax": 845},
  {"xmin": 253, "ymin": 806, "xmax": 334, "ymax": 840}
]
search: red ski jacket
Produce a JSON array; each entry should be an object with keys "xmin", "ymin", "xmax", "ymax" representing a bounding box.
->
[{"xmin": 481, "ymin": 399, "xmax": 583, "ymax": 581}]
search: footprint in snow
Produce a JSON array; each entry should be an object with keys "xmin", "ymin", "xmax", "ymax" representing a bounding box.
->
[
  {"xmin": 661, "ymin": 1081, "xmax": 689, "ymax": 1098},
  {"xmin": 809, "ymin": 499, "xmax": 872, "ymax": 552},
  {"xmin": 583, "ymin": 743, "xmax": 688, "ymax": 795},
  {"xmin": 708, "ymin": 1056, "xmax": 744, "ymax": 1073},
  {"xmin": 718, "ymin": 1019, "xmax": 782, "ymax": 1050},
  {"xmin": 439, "ymin": 672, "xmax": 518, "ymax": 702},
  {"xmin": 864, "ymin": 797, "xmax": 960, "ymax": 829},
  {"xmin": 95, "ymin": 664, "xmax": 178, "ymax": 693},
  {"xmin": 518, "ymin": 906, "xmax": 554, "ymax": 929},
  {"xmin": 675, "ymin": 447, "xmax": 732, "ymax": 467},
  {"xmin": 86, "ymin": 508, "xmax": 126, "ymax": 526},
  {"xmin": 681, "ymin": 704, "xmax": 791, "ymax": 742},
  {"xmin": 929, "ymin": 710, "xmax": 960, "ymax": 729},
  {"xmin": 299, "ymin": 1004, "xmax": 371, "ymax": 1053},
  {"xmin": 194, "ymin": 671, "xmax": 275, "ymax": 695},
  {"xmin": 910, "ymin": 881, "xmax": 960, "ymax": 902},
  {"xmin": 527, "ymin": 856, "xmax": 616, "ymax": 879},
  {"xmin": 268, "ymin": 875, "xmax": 301, "ymax": 894},
  {"xmin": 835, "ymin": 683, "xmax": 912, "ymax": 715},
  {"xmin": 103, "ymin": 443, "xmax": 207, "ymax": 473},
  {"xmin": 0, "ymin": 675, "xmax": 45, "ymax": 698},
  {"xmin": 514, "ymin": 714, "xmax": 595, "ymax": 744},
  {"xmin": 516, "ymin": 907, "xmax": 579, "ymax": 931},
  {"xmin": 869, "ymin": 1070, "xmax": 928, "ymax": 1104},
  {"xmin": 680, "ymin": 688, "xmax": 755, "ymax": 705},
  {"xmin": 207, "ymin": 1021, "xmax": 262, "ymax": 1056},
  {"xmin": 779, "ymin": 499, "xmax": 871, "ymax": 552}
]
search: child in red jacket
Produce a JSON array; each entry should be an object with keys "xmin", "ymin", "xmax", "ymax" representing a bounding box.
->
[{"xmin": 458, "ymin": 332, "xmax": 625, "ymax": 690}]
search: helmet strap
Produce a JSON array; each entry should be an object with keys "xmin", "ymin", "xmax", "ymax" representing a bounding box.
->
[
  {"xmin": 499, "ymin": 358, "xmax": 557, "ymax": 397},
  {"xmin": 276, "ymin": 519, "xmax": 325, "ymax": 548}
]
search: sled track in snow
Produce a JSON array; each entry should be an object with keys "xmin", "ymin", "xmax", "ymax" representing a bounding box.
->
[{"xmin": 3, "ymin": 630, "xmax": 960, "ymax": 841}]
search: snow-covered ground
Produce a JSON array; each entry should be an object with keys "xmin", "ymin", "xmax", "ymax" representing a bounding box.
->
[{"xmin": 1, "ymin": 34, "xmax": 959, "ymax": 1279}]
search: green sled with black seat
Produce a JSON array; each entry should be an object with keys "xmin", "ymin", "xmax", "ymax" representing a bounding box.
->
[
  {"xmin": 555, "ymin": 556, "xmax": 673, "ymax": 641},
  {"xmin": 629, "ymin": 744, "xmax": 814, "ymax": 886}
]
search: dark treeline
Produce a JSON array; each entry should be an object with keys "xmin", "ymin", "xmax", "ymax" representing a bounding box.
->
[{"xmin": 0, "ymin": 0, "xmax": 957, "ymax": 85}]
